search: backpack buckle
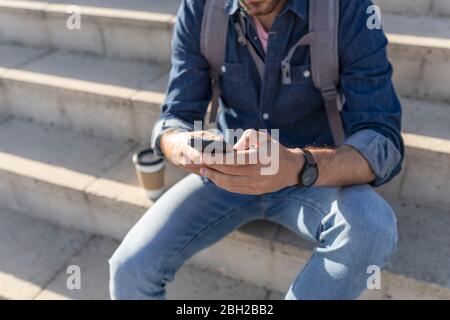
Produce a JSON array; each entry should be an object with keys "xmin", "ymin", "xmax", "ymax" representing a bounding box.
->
[
  {"xmin": 321, "ymin": 85, "xmax": 344, "ymax": 112},
  {"xmin": 321, "ymin": 85, "xmax": 338, "ymax": 101},
  {"xmin": 235, "ymin": 22, "xmax": 248, "ymax": 46},
  {"xmin": 281, "ymin": 60, "xmax": 292, "ymax": 85}
]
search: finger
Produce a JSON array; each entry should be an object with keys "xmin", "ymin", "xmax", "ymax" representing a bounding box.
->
[
  {"xmin": 200, "ymin": 167, "xmax": 252, "ymax": 189},
  {"xmin": 201, "ymin": 130, "xmax": 223, "ymax": 140},
  {"xmin": 183, "ymin": 164, "xmax": 203, "ymax": 175},
  {"xmin": 206, "ymin": 163, "xmax": 261, "ymax": 176},
  {"xmin": 201, "ymin": 148, "xmax": 260, "ymax": 166},
  {"xmin": 234, "ymin": 129, "xmax": 271, "ymax": 151},
  {"xmin": 190, "ymin": 130, "xmax": 223, "ymax": 140}
]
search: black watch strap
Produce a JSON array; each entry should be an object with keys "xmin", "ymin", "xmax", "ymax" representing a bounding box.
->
[
  {"xmin": 303, "ymin": 149, "xmax": 316, "ymax": 166},
  {"xmin": 298, "ymin": 149, "xmax": 319, "ymax": 188}
]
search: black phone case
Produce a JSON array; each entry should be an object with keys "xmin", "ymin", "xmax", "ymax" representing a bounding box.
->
[{"xmin": 189, "ymin": 137, "xmax": 231, "ymax": 154}]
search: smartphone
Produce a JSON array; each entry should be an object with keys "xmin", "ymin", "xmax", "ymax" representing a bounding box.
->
[{"xmin": 189, "ymin": 137, "xmax": 234, "ymax": 154}]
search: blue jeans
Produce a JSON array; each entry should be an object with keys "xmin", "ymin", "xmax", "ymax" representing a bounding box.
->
[{"xmin": 109, "ymin": 174, "xmax": 398, "ymax": 300}]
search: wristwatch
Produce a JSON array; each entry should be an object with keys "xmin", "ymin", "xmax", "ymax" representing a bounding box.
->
[{"xmin": 297, "ymin": 149, "xmax": 319, "ymax": 188}]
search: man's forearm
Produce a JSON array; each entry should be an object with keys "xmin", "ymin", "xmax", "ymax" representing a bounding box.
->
[{"xmin": 307, "ymin": 146, "xmax": 376, "ymax": 187}]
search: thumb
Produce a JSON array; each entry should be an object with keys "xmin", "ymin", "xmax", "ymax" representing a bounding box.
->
[{"xmin": 234, "ymin": 129, "xmax": 271, "ymax": 151}]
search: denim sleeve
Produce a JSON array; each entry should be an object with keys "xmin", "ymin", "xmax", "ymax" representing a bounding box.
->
[
  {"xmin": 338, "ymin": 0, "xmax": 405, "ymax": 186},
  {"xmin": 344, "ymin": 129, "xmax": 402, "ymax": 187},
  {"xmin": 150, "ymin": 0, "xmax": 211, "ymax": 155}
]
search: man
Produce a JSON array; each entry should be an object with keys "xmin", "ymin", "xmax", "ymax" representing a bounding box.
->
[{"xmin": 109, "ymin": 0, "xmax": 403, "ymax": 300}]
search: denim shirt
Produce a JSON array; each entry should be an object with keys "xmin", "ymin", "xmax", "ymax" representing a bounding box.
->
[{"xmin": 151, "ymin": 0, "xmax": 404, "ymax": 187}]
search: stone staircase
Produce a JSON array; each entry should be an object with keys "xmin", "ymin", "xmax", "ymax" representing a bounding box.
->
[{"xmin": 0, "ymin": 0, "xmax": 449, "ymax": 299}]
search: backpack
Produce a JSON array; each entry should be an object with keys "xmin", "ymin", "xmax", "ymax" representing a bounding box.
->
[{"xmin": 200, "ymin": 0, "xmax": 345, "ymax": 147}]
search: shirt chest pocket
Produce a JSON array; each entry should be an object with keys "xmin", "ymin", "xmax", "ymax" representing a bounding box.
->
[
  {"xmin": 272, "ymin": 64, "xmax": 324, "ymax": 127},
  {"xmin": 220, "ymin": 62, "xmax": 259, "ymax": 112}
]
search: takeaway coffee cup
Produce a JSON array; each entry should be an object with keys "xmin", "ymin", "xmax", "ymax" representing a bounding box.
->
[{"xmin": 133, "ymin": 148, "xmax": 165, "ymax": 200}]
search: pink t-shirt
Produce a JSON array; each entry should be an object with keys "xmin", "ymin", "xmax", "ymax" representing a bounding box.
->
[{"xmin": 252, "ymin": 17, "xmax": 269, "ymax": 53}]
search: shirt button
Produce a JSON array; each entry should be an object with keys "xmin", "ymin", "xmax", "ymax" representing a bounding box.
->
[
  {"xmin": 221, "ymin": 65, "xmax": 226, "ymax": 73},
  {"xmin": 303, "ymin": 70, "xmax": 311, "ymax": 78},
  {"xmin": 262, "ymin": 113, "xmax": 270, "ymax": 120}
]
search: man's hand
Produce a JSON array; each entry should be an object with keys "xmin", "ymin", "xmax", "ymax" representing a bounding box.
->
[
  {"xmin": 160, "ymin": 130, "xmax": 223, "ymax": 175},
  {"xmin": 199, "ymin": 129, "xmax": 304, "ymax": 195}
]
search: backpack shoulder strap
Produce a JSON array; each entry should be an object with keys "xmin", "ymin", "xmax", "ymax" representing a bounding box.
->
[
  {"xmin": 200, "ymin": 0, "xmax": 229, "ymax": 123},
  {"xmin": 300, "ymin": 0, "xmax": 345, "ymax": 146}
]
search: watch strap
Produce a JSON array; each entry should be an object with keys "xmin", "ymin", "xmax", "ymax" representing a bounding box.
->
[
  {"xmin": 303, "ymin": 149, "xmax": 317, "ymax": 167},
  {"xmin": 298, "ymin": 149, "xmax": 319, "ymax": 187}
]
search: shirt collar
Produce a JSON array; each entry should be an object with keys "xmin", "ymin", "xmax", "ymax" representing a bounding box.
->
[{"xmin": 225, "ymin": 0, "xmax": 307, "ymax": 19}]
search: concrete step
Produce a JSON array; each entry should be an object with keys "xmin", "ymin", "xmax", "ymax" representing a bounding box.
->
[
  {"xmin": 0, "ymin": 44, "xmax": 169, "ymax": 143},
  {"xmin": 0, "ymin": 206, "xmax": 276, "ymax": 300},
  {"xmin": 0, "ymin": 1, "xmax": 450, "ymax": 102},
  {"xmin": 1, "ymin": 44, "xmax": 449, "ymax": 210},
  {"xmin": 0, "ymin": 118, "xmax": 448, "ymax": 299},
  {"xmin": 378, "ymin": 98, "xmax": 450, "ymax": 212},
  {"xmin": 0, "ymin": 0, "xmax": 179, "ymax": 64},
  {"xmin": 374, "ymin": 0, "xmax": 450, "ymax": 17},
  {"xmin": 383, "ymin": 14, "xmax": 450, "ymax": 103},
  {"xmin": 0, "ymin": 117, "xmax": 187, "ymax": 239}
]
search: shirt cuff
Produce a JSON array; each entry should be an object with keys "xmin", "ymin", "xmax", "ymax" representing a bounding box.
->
[
  {"xmin": 151, "ymin": 117, "xmax": 194, "ymax": 157},
  {"xmin": 344, "ymin": 129, "xmax": 402, "ymax": 187}
]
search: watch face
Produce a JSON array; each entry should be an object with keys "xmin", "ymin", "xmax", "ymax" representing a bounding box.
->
[{"xmin": 302, "ymin": 167, "xmax": 318, "ymax": 187}]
